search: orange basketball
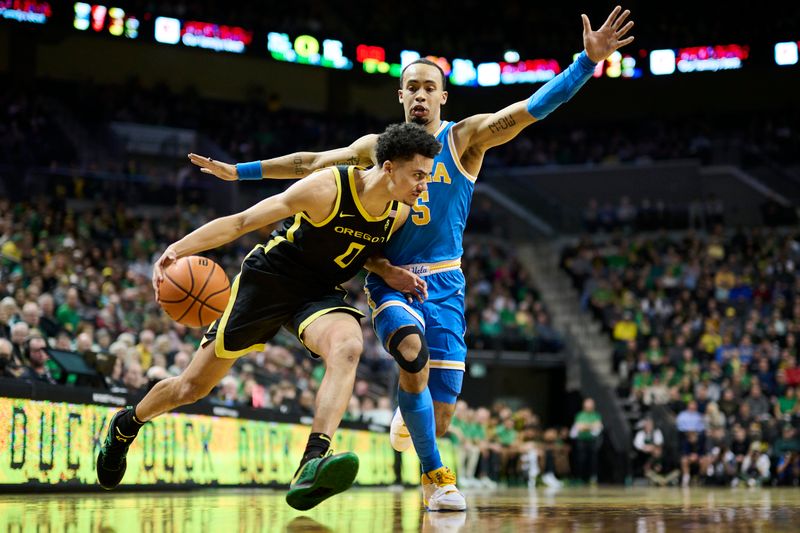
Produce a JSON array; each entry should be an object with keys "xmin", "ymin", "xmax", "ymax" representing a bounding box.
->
[{"xmin": 158, "ymin": 256, "xmax": 231, "ymax": 328}]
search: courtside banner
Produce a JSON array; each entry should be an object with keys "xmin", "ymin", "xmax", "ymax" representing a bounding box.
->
[{"xmin": 0, "ymin": 397, "xmax": 454, "ymax": 488}]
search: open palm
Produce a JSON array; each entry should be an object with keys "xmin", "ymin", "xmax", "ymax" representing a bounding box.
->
[
  {"xmin": 188, "ymin": 153, "xmax": 238, "ymax": 181},
  {"xmin": 582, "ymin": 6, "xmax": 635, "ymax": 63}
]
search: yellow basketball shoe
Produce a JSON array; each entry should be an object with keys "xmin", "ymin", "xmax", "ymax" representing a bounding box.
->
[
  {"xmin": 390, "ymin": 408, "xmax": 412, "ymax": 452},
  {"xmin": 421, "ymin": 466, "xmax": 467, "ymax": 511}
]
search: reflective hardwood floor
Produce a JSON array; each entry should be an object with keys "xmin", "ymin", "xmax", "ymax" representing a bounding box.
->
[{"xmin": 2, "ymin": 486, "xmax": 800, "ymax": 532}]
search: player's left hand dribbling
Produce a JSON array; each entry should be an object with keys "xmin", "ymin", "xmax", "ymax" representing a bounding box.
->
[{"xmin": 152, "ymin": 247, "xmax": 178, "ymax": 299}]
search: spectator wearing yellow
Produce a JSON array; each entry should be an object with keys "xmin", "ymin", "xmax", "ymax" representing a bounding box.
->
[{"xmin": 613, "ymin": 311, "xmax": 637, "ymax": 342}]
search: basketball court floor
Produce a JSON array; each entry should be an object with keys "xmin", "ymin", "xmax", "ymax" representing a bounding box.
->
[{"xmin": 3, "ymin": 486, "xmax": 800, "ymax": 532}]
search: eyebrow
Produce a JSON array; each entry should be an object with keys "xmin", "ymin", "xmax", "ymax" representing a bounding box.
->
[{"xmin": 405, "ymin": 78, "xmax": 438, "ymax": 86}]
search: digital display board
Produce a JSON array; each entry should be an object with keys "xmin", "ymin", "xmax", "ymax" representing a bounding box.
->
[
  {"xmin": 0, "ymin": 397, "xmax": 454, "ymax": 487},
  {"xmin": 73, "ymin": 3, "xmax": 138, "ymax": 38},
  {"xmin": 153, "ymin": 17, "xmax": 253, "ymax": 53},
  {"xmin": 1, "ymin": 0, "xmax": 51, "ymax": 24},
  {"xmin": 182, "ymin": 20, "xmax": 252, "ymax": 53},
  {"xmin": 154, "ymin": 15, "xmax": 180, "ymax": 45},
  {"xmin": 677, "ymin": 44, "xmax": 749, "ymax": 72},
  {"xmin": 268, "ymin": 32, "xmax": 352, "ymax": 69},
  {"xmin": 650, "ymin": 48, "xmax": 677, "ymax": 75},
  {"xmin": 775, "ymin": 41, "xmax": 799, "ymax": 66}
]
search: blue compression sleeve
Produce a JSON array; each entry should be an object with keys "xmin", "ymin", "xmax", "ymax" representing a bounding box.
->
[
  {"xmin": 398, "ymin": 388, "xmax": 443, "ymax": 474},
  {"xmin": 526, "ymin": 50, "xmax": 597, "ymax": 120},
  {"xmin": 236, "ymin": 161, "xmax": 263, "ymax": 180}
]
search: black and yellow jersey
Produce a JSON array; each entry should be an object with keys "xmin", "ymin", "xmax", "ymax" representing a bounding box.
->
[{"xmin": 263, "ymin": 165, "xmax": 402, "ymax": 287}]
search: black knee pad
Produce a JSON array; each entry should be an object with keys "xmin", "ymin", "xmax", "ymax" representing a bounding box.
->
[{"xmin": 387, "ymin": 325, "xmax": 429, "ymax": 374}]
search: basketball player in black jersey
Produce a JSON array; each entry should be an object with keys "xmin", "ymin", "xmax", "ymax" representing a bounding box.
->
[{"xmin": 96, "ymin": 123, "xmax": 441, "ymax": 510}]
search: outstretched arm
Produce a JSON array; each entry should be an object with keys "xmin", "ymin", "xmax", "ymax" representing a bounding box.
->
[
  {"xmin": 187, "ymin": 134, "xmax": 378, "ymax": 181},
  {"xmin": 452, "ymin": 6, "xmax": 634, "ymax": 153},
  {"xmin": 152, "ymin": 170, "xmax": 335, "ymax": 293}
]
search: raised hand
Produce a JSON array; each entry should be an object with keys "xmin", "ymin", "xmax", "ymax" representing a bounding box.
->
[
  {"xmin": 188, "ymin": 153, "xmax": 239, "ymax": 181},
  {"xmin": 582, "ymin": 6, "xmax": 635, "ymax": 63}
]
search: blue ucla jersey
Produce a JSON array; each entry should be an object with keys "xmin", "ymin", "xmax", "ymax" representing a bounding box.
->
[{"xmin": 383, "ymin": 121, "xmax": 476, "ymax": 265}]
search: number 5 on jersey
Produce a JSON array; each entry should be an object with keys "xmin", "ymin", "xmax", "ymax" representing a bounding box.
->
[{"xmin": 411, "ymin": 191, "xmax": 430, "ymax": 226}]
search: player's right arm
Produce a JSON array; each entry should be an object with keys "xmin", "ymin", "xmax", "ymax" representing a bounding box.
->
[
  {"xmin": 153, "ymin": 170, "xmax": 336, "ymax": 292},
  {"xmin": 187, "ymin": 134, "xmax": 378, "ymax": 181}
]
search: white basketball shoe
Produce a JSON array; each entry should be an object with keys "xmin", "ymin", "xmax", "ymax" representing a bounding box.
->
[
  {"xmin": 422, "ymin": 466, "xmax": 467, "ymax": 511},
  {"xmin": 390, "ymin": 408, "xmax": 412, "ymax": 452}
]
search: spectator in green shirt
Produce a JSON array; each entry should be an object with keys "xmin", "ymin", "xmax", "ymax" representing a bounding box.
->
[
  {"xmin": 449, "ymin": 401, "xmax": 481, "ymax": 487},
  {"xmin": 55, "ymin": 286, "xmax": 82, "ymax": 334},
  {"xmin": 495, "ymin": 417, "xmax": 521, "ymax": 484},
  {"xmin": 570, "ymin": 397, "xmax": 603, "ymax": 484},
  {"xmin": 775, "ymin": 387, "xmax": 797, "ymax": 419}
]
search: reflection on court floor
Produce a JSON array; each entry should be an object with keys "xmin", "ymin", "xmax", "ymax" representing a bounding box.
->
[{"xmin": 2, "ymin": 487, "xmax": 800, "ymax": 532}]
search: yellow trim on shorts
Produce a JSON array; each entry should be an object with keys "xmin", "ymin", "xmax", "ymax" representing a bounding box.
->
[
  {"xmin": 214, "ymin": 240, "xmax": 283, "ymax": 359},
  {"xmin": 429, "ymin": 360, "xmax": 466, "ymax": 372},
  {"xmin": 349, "ymin": 166, "xmax": 393, "ymax": 221},
  {"xmin": 447, "ymin": 127, "xmax": 478, "ymax": 183},
  {"xmin": 371, "ymin": 300, "xmax": 425, "ymax": 328},
  {"xmin": 364, "ymin": 285, "xmax": 377, "ymax": 310},
  {"xmin": 297, "ymin": 306, "xmax": 366, "ymax": 348}
]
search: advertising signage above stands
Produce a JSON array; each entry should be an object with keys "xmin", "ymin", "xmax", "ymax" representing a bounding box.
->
[
  {"xmin": 649, "ymin": 44, "xmax": 749, "ymax": 75},
  {"xmin": 1, "ymin": 0, "xmax": 51, "ymax": 24},
  {"xmin": 0, "ymin": 7, "xmax": 786, "ymax": 84},
  {"xmin": 154, "ymin": 16, "xmax": 252, "ymax": 53},
  {"xmin": 182, "ymin": 20, "xmax": 252, "ymax": 53}
]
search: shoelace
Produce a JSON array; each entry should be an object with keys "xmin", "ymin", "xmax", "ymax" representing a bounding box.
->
[{"xmin": 432, "ymin": 468, "xmax": 457, "ymax": 487}]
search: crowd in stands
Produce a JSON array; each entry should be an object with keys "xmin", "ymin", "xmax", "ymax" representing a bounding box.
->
[
  {"xmin": 5, "ymin": 75, "xmax": 798, "ymax": 183},
  {"xmin": 0, "ymin": 83, "xmax": 76, "ymax": 166},
  {"xmin": 562, "ymin": 226, "xmax": 800, "ymax": 486},
  {"xmin": 582, "ymin": 194, "xmax": 727, "ymax": 234},
  {"xmin": 449, "ymin": 396, "xmax": 603, "ymax": 488},
  {"xmin": 464, "ymin": 241, "xmax": 563, "ymax": 353},
  {"xmin": 0, "ymin": 195, "xmax": 396, "ymax": 419},
  {"xmin": 0, "ymin": 192, "xmax": 555, "ymax": 423}
]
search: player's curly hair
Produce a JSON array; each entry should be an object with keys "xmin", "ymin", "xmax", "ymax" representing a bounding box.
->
[{"xmin": 375, "ymin": 123, "xmax": 442, "ymax": 165}]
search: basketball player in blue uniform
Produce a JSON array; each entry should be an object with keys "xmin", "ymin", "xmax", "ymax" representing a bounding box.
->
[{"xmin": 191, "ymin": 6, "xmax": 634, "ymax": 509}]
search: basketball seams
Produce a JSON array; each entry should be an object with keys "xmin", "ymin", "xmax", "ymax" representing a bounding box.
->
[
  {"xmin": 159, "ymin": 256, "xmax": 231, "ymax": 327},
  {"xmin": 194, "ymin": 262, "xmax": 218, "ymax": 325},
  {"xmin": 161, "ymin": 270, "xmax": 192, "ymax": 302},
  {"xmin": 199, "ymin": 282, "xmax": 231, "ymax": 314}
]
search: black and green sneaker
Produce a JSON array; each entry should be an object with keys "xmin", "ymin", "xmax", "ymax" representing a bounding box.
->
[
  {"xmin": 285, "ymin": 450, "xmax": 359, "ymax": 511},
  {"xmin": 96, "ymin": 409, "xmax": 137, "ymax": 490}
]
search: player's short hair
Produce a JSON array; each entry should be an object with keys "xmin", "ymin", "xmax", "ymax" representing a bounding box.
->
[
  {"xmin": 400, "ymin": 58, "xmax": 447, "ymax": 89},
  {"xmin": 375, "ymin": 123, "xmax": 442, "ymax": 165}
]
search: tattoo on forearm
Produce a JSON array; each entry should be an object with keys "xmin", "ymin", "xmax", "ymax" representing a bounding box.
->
[
  {"xmin": 488, "ymin": 115, "xmax": 516, "ymax": 134},
  {"xmin": 333, "ymin": 156, "xmax": 360, "ymax": 166},
  {"xmin": 293, "ymin": 157, "xmax": 304, "ymax": 175}
]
